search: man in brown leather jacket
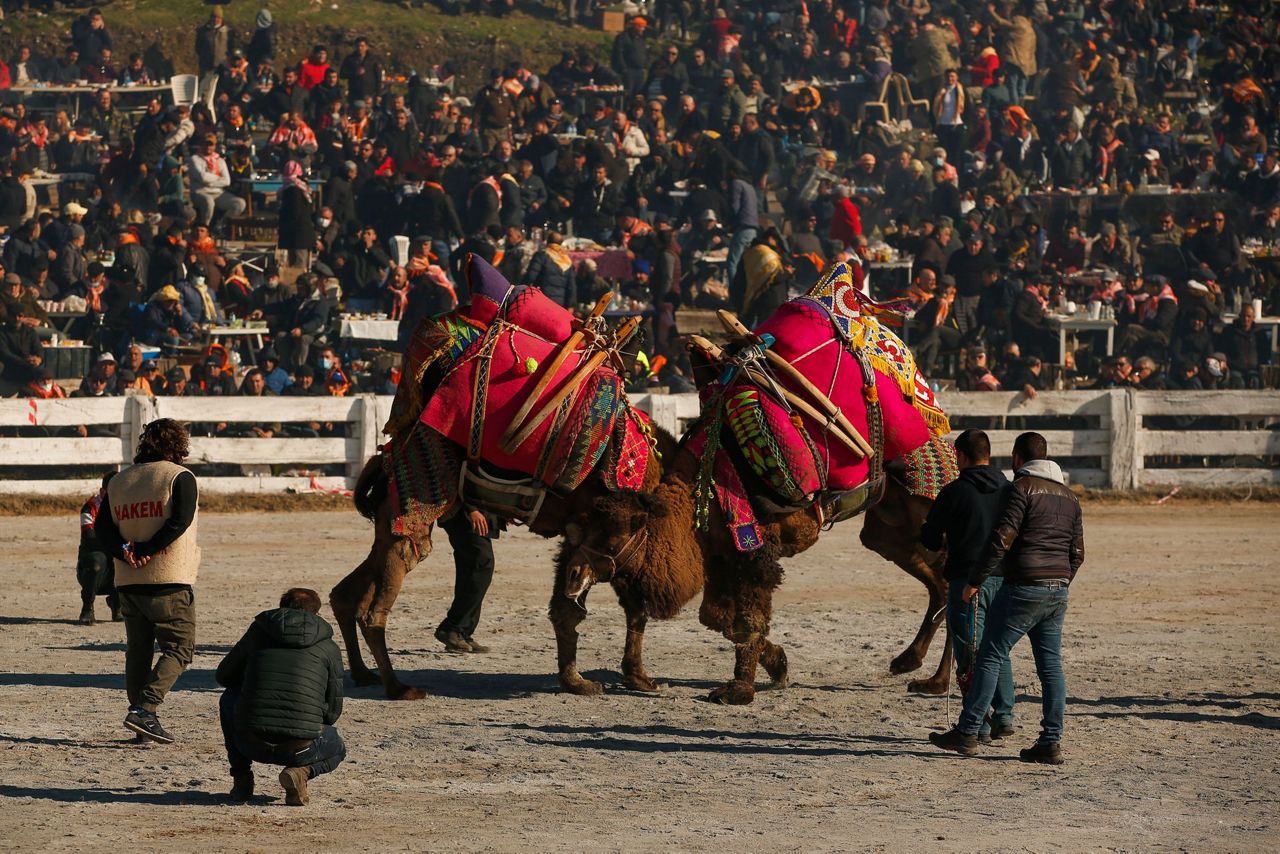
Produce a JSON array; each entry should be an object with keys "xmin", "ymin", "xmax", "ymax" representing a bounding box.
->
[{"xmin": 931, "ymin": 431, "xmax": 1084, "ymax": 765}]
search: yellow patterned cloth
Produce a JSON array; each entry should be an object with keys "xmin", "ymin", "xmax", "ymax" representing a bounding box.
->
[{"xmin": 801, "ymin": 262, "xmax": 950, "ymax": 437}]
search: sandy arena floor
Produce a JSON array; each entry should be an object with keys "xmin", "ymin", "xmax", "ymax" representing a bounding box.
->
[{"xmin": 0, "ymin": 505, "xmax": 1277, "ymax": 851}]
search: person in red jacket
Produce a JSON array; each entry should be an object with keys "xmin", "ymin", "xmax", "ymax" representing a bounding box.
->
[
  {"xmin": 828, "ymin": 185, "xmax": 863, "ymax": 249},
  {"xmin": 297, "ymin": 45, "xmax": 330, "ymax": 90},
  {"xmin": 970, "ymin": 46, "xmax": 1000, "ymax": 87}
]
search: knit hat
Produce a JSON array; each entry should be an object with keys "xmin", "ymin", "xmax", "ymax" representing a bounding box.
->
[
  {"xmin": 152, "ymin": 285, "xmax": 182, "ymax": 303},
  {"xmin": 69, "ymin": 224, "xmax": 86, "ymax": 240},
  {"xmin": 256, "ymin": 8, "xmax": 273, "ymax": 28}
]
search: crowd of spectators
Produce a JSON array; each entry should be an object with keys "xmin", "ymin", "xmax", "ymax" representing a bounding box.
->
[{"xmin": 0, "ymin": 0, "xmax": 1278, "ymax": 406}]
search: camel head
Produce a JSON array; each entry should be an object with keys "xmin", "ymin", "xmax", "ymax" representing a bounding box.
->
[{"xmin": 561, "ymin": 491, "xmax": 668, "ymax": 605}]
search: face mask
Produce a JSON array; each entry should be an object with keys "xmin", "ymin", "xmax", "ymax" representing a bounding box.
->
[
  {"xmin": 320, "ymin": 357, "xmax": 333, "ymax": 370},
  {"xmin": 41, "ymin": 381, "xmax": 53, "ymax": 391},
  {"xmin": 317, "ymin": 217, "xmax": 331, "ymax": 228}
]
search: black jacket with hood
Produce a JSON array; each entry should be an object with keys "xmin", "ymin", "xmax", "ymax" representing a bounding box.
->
[
  {"xmin": 216, "ymin": 607, "xmax": 344, "ymax": 740},
  {"xmin": 920, "ymin": 464, "xmax": 1010, "ymax": 583}
]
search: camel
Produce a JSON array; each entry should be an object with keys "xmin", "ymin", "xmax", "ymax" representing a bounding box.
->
[
  {"xmin": 551, "ymin": 268, "xmax": 955, "ymax": 704},
  {"xmin": 550, "ymin": 438, "xmax": 951, "ymax": 702},
  {"xmin": 327, "ymin": 254, "xmax": 681, "ymax": 699}
]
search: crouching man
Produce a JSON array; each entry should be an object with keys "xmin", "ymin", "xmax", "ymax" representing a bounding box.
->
[{"xmin": 216, "ymin": 588, "xmax": 346, "ymax": 805}]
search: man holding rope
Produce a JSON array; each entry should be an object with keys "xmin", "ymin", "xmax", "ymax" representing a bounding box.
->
[
  {"xmin": 920, "ymin": 428, "xmax": 1015, "ymax": 744},
  {"xmin": 931, "ymin": 432, "xmax": 1084, "ymax": 764}
]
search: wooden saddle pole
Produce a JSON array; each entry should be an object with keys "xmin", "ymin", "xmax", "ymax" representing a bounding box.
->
[
  {"xmin": 688, "ymin": 335, "xmax": 866, "ymax": 459},
  {"xmin": 503, "ymin": 315, "xmax": 642, "ymax": 453},
  {"xmin": 714, "ymin": 310, "xmax": 876, "ymax": 459},
  {"xmin": 500, "ymin": 295, "xmax": 611, "ymax": 449}
]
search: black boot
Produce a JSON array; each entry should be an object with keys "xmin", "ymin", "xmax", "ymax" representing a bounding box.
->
[
  {"xmin": 1019, "ymin": 742, "xmax": 1064, "ymax": 765},
  {"xmin": 229, "ymin": 773, "xmax": 255, "ymax": 801}
]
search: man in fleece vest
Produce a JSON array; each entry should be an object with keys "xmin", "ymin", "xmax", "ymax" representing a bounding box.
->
[{"xmin": 96, "ymin": 418, "xmax": 200, "ymax": 744}]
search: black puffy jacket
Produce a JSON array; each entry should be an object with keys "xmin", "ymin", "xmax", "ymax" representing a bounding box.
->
[
  {"xmin": 216, "ymin": 607, "xmax": 343, "ymax": 740},
  {"xmin": 972, "ymin": 460, "xmax": 1084, "ymax": 587}
]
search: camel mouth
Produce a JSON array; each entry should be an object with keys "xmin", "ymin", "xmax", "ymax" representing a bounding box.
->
[{"xmin": 563, "ymin": 561, "xmax": 597, "ymax": 606}]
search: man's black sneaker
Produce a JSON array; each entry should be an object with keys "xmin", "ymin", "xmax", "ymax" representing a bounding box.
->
[
  {"xmin": 929, "ymin": 727, "xmax": 979, "ymax": 756},
  {"xmin": 989, "ymin": 719, "xmax": 1016, "ymax": 740},
  {"xmin": 78, "ymin": 604, "xmax": 95, "ymax": 625},
  {"xmin": 1019, "ymin": 741, "xmax": 1064, "ymax": 765},
  {"xmin": 229, "ymin": 773, "xmax": 254, "ymax": 802},
  {"xmin": 124, "ymin": 709, "xmax": 175, "ymax": 744},
  {"xmin": 434, "ymin": 627, "xmax": 472, "ymax": 654},
  {"xmin": 464, "ymin": 636, "xmax": 490, "ymax": 654}
]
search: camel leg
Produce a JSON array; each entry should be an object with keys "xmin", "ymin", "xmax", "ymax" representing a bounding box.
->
[
  {"xmin": 549, "ymin": 590, "xmax": 603, "ymax": 696},
  {"xmin": 758, "ymin": 638, "xmax": 790, "ymax": 690},
  {"xmin": 709, "ymin": 633, "xmax": 765, "ymax": 705},
  {"xmin": 862, "ymin": 495, "xmax": 951, "ymax": 695},
  {"xmin": 700, "ymin": 577, "xmax": 771, "ymax": 705},
  {"xmin": 620, "ymin": 606, "xmax": 661, "ymax": 692},
  {"xmin": 330, "ymin": 567, "xmax": 380, "ymax": 687},
  {"xmin": 358, "ymin": 536, "xmax": 428, "ymax": 701}
]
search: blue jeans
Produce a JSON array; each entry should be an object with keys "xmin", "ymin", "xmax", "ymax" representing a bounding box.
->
[
  {"xmin": 219, "ymin": 689, "xmax": 346, "ymax": 779},
  {"xmin": 948, "ymin": 576, "xmax": 1015, "ymax": 734},
  {"xmin": 959, "ymin": 582, "xmax": 1069, "ymax": 744},
  {"xmin": 726, "ymin": 226, "xmax": 758, "ymax": 285}
]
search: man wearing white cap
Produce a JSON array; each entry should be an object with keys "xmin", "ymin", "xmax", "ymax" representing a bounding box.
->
[{"xmin": 46, "ymin": 202, "xmax": 88, "ymax": 254}]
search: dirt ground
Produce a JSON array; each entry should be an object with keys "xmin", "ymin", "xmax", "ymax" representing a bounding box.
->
[{"xmin": 0, "ymin": 505, "xmax": 1276, "ymax": 852}]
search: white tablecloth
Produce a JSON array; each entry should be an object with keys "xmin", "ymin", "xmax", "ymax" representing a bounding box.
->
[{"xmin": 340, "ymin": 318, "xmax": 400, "ymax": 342}]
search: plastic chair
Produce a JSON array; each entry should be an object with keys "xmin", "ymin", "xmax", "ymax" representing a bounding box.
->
[
  {"xmin": 860, "ymin": 74, "xmax": 894, "ymax": 124},
  {"xmin": 170, "ymin": 74, "xmax": 199, "ymax": 108},
  {"xmin": 202, "ymin": 75, "xmax": 219, "ymax": 112},
  {"xmin": 890, "ymin": 73, "xmax": 931, "ymax": 120}
]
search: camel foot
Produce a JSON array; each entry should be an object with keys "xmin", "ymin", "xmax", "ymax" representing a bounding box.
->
[
  {"xmin": 907, "ymin": 675, "xmax": 949, "ymax": 696},
  {"xmin": 559, "ymin": 674, "xmax": 604, "ymax": 696},
  {"xmin": 708, "ymin": 679, "xmax": 756, "ymax": 705},
  {"xmin": 889, "ymin": 650, "xmax": 924, "ymax": 675},
  {"xmin": 386, "ymin": 683, "xmax": 428, "ymax": 701},
  {"xmin": 622, "ymin": 673, "xmax": 663, "ymax": 693},
  {"xmin": 350, "ymin": 667, "xmax": 380, "ymax": 687},
  {"xmin": 759, "ymin": 675, "xmax": 790, "ymax": 691}
]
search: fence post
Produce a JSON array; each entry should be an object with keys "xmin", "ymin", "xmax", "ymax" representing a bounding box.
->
[
  {"xmin": 120, "ymin": 395, "xmax": 158, "ymax": 469},
  {"xmin": 351, "ymin": 394, "xmax": 381, "ymax": 483},
  {"xmin": 1107, "ymin": 388, "xmax": 1138, "ymax": 490}
]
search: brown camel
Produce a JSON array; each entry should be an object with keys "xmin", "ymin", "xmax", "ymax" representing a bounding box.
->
[
  {"xmin": 330, "ymin": 426, "xmax": 677, "ymax": 700},
  {"xmin": 552, "ymin": 444, "xmax": 951, "ymax": 703}
]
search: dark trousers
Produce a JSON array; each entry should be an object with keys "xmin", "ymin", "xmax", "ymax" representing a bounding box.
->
[
  {"xmin": 219, "ymin": 689, "xmax": 346, "ymax": 779},
  {"xmin": 118, "ymin": 587, "xmax": 196, "ymax": 713},
  {"xmin": 438, "ymin": 512, "xmax": 495, "ymax": 639},
  {"xmin": 76, "ymin": 551, "xmax": 116, "ymax": 607},
  {"xmin": 915, "ymin": 324, "xmax": 963, "ymax": 374}
]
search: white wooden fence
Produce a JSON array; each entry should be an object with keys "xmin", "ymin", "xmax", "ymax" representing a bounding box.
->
[{"xmin": 1, "ymin": 390, "xmax": 1277, "ymax": 495}]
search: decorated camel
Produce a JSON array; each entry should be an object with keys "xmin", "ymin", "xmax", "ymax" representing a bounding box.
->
[
  {"xmin": 329, "ymin": 256, "xmax": 674, "ymax": 699},
  {"xmin": 554, "ymin": 261, "xmax": 958, "ymax": 704}
]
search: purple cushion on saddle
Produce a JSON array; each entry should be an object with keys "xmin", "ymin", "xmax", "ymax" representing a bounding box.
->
[{"xmin": 459, "ymin": 254, "xmax": 573, "ymax": 342}]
